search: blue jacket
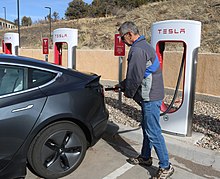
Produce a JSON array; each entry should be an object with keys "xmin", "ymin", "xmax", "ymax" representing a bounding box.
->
[{"xmin": 120, "ymin": 36, "xmax": 164, "ymax": 103}]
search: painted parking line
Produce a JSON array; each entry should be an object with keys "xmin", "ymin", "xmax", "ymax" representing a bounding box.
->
[{"xmin": 102, "ymin": 163, "xmax": 134, "ymax": 179}]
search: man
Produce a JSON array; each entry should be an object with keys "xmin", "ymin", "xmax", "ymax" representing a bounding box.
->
[{"xmin": 116, "ymin": 21, "xmax": 174, "ymax": 179}]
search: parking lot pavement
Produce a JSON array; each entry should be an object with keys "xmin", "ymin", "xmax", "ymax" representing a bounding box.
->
[
  {"xmin": 106, "ymin": 121, "xmax": 220, "ymax": 171},
  {"xmin": 26, "ymin": 122, "xmax": 220, "ymax": 179}
]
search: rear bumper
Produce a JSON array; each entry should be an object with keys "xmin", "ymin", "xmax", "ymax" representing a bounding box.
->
[{"xmin": 91, "ymin": 109, "xmax": 109, "ymax": 146}]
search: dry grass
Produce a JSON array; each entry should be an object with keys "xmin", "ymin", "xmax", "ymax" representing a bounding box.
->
[{"xmin": 0, "ymin": 0, "xmax": 219, "ymax": 53}]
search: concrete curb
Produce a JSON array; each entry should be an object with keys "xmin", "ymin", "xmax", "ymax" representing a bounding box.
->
[{"xmin": 106, "ymin": 121, "xmax": 220, "ymax": 171}]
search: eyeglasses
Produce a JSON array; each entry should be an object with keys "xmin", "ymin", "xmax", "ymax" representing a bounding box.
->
[{"xmin": 121, "ymin": 32, "xmax": 128, "ymax": 41}]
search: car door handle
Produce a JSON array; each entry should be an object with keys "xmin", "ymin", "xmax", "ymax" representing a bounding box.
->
[{"xmin": 12, "ymin": 104, "xmax": 34, "ymax": 113}]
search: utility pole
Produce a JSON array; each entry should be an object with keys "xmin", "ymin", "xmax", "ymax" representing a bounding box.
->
[
  {"xmin": 3, "ymin": 7, "xmax": 6, "ymax": 29},
  {"xmin": 17, "ymin": 0, "xmax": 20, "ymax": 47},
  {"xmin": 45, "ymin": 7, "xmax": 52, "ymax": 40}
]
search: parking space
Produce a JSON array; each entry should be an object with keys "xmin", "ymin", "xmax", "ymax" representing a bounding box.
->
[
  {"xmin": 26, "ymin": 133, "xmax": 149, "ymax": 179},
  {"xmin": 26, "ymin": 132, "xmax": 220, "ymax": 179}
]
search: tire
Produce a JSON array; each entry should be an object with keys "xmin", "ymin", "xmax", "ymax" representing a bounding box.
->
[{"xmin": 27, "ymin": 121, "xmax": 87, "ymax": 179}]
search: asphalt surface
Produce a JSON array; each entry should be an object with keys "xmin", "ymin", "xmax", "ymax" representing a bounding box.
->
[{"xmin": 27, "ymin": 121, "xmax": 220, "ymax": 179}]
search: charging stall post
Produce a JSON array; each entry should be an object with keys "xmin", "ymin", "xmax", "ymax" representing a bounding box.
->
[
  {"xmin": 3, "ymin": 33, "xmax": 19, "ymax": 55},
  {"xmin": 53, "ymin": 28, "xmax": 78, "ymax": 69},
  {"xmin": 151, "ymin": 20, "xmax": 201, "ymax": 136},
  {"xmin": 114, "ymin": 34, "xmax": 125, "ymax": 109}
]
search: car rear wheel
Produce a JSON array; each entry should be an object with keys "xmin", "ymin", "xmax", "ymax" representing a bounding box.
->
[{"xmin": 27, "ymin": 121, "xmax": 87, "ymax": 179}]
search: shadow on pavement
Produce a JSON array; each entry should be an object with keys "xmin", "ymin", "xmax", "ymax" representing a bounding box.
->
[{"xmin": 103, "ymin": 122, "xmax": 158, "ymax": 178}]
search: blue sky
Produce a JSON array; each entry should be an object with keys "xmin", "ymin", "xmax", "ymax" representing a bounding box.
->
[{"xmin": 0, "ymin": 0, "xmax": 93, "ymax": 23}]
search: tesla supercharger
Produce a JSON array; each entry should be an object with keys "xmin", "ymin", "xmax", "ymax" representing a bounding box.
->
[
  {"xmin": 3, "ymin": 33, "xmax": 19, "ymax": 55},
  {"xmin": 53, "ymin": 28, "xmax": 78, "ymax": 69},
  {"xmin": 151, "ymin": 20, "xmax": 201, "ymax": 136}
]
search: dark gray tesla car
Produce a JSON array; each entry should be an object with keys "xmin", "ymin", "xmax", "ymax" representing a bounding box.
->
[{"xmin": 0, "ymin": 54, "xmax": 109, "ymax": 179}]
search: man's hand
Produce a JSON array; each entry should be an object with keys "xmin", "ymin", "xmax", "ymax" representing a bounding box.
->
[{"xmin": 114, "ymin": 84, "xmax": 120, "ymax": 92}]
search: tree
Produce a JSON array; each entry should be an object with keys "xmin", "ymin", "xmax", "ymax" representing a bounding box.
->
[
  {"xmin": 52, "ymin": 11, "xmax": 59, "ymax": 21},
  {"xmin": 87, "ymin": 0, "xmax": 116, "ymax": 17},
  {"xmin": 21, "ymin": 16, "xmax": 32, "ymax": 26},
  {"xmin": 65, "ymin": 0, "xmax": 89, "ymax": 19},
  {"xmin": 14, "ymin": 19, "xmax": 19, "ymax": 26},
  {"xmin": 64, "ymin": 0, "xmax": 165, "ymax": 19},
  {"xmin": 115, "ymin": 0, "xmax": 147, "ymax": 9},
  {"xmin": 46, "ymin": 14, "xmax": 51, "ymax": 22}
]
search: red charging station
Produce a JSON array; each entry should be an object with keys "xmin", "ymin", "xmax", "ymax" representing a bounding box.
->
[
  {"xmin": 3, "ymin": 33, "xmax": 19, "ymax": 55},
  {"xmin": 151, "ymin": 20, "xmax": 201, "ymax": 136},
  {"xmin": 53, "ymin": 28, "xmax": 78, "ymax": 69},
  {"xmin": 42, "ymin": 37, "xmax": 49, "ymax": 61},
  {"xmin": 114, "ymin": 34, "xmax": 125, "ymax": 56}
]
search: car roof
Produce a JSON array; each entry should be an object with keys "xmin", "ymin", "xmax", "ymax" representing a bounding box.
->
[
  {"xmin": 0, "ymin": 54, "xmax": 63, "ymax": 71},
  {"xmin": 0, "ymin": 54, "xmax": 96, "ymax": 80}
]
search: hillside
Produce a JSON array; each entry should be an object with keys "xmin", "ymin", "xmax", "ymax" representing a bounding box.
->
[{"xmin": 0, "ymin": 0, "xmax": 219, "ymax": 53}]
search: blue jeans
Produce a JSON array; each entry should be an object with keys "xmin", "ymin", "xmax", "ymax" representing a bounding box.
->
[{"xmin": 141, "ymin": 100, "xmax": 170, "ymax": 168}]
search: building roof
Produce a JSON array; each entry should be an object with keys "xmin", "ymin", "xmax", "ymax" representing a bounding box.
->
[{"xmin": 0, "ymin": 18, "xmax": 15, "ymax": 25}]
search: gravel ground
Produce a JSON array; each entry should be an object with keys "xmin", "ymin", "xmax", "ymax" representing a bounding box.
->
[{"xmin": 104, "ymin": 90, "xmax": 220, "ymax": 152}]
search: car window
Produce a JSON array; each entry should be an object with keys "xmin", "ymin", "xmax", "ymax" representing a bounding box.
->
[
  {"xmin": 28, "ymin": 68, "xmax": 57, "ymax": 89},
  {"xmin": 0, "ymin": 65, "xmax": 57, "ymax": 95},
  {"xmin": 0, "ymin": 66, "xmax": 24, "ymax": 95}
]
